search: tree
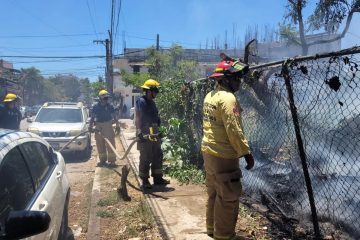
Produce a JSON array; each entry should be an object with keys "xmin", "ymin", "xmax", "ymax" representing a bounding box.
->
[
  {"xmin": 21, "ymin": 67, "xmax": 45, "ymax": 106},
  {"xmin": 280, "ymin": 0, "xmax": 360, "ymax": 55},
  {"xmin": 48, "ymin": 74, "xmax": 81, "ymax": 101},
  {"xmin": 91, "ymin": 81, "xmax": 106, "ymax": 98},
  {"xmin": 120, "ymin": 70, "xmax": 149, "ymax": 90},
  {"xmin": 79, "ymin": 78, "xmax": 92, "ymax": 105},
  {"xmin": 119, "ymin": 45, "xmax": 202, "ymax": 163},
  {"xmin": 42, "ymin": 80, "xmax": 64, "ymax": 103}
]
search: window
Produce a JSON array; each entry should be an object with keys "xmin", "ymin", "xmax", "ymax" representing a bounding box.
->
[
  {"xmin": 0, "ymin": 147, "xmax": 35, "ymax": 227},
  {"xmin": 21, "ymin": 142, "xmax": 52, "ymax": 189},
  {"xmin": 132, "ymin": 65, "xmax": 140, "ymax": 73},
  {"xmin": 35, "ymin": 108, "xmax": 83, "ymax": 123}
]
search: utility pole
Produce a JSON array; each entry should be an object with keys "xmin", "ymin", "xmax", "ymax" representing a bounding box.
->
[
  {"xmin": 108, "ymin": 30, "xmax": 114, "ymax": 94},
  {"xmin": 156, "ymin": 34, "xmax": 160, "ymax": 51},
  {"xmin": 93, "ymin": 39, "xmax": 112, "ymax": 93}
]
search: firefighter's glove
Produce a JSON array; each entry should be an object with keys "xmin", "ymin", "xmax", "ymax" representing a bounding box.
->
[
  {"xmin": 244, "ymin": 153, "xmax": 255, "ymax": 170},
  {"xmin": 115, "ymin": 125, "xmax": 120, "ymax": 135},
  {"xmin": 136, "ymin": 130, "xmax": 145, "ymax": 142}
]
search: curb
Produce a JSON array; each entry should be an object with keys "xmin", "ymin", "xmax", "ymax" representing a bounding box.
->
[
  {"xmin": 119, "ymin": 132, "xmax": 175, "ymax": 239},
  {"xmin": 86, "ymin": 166, "xmax": 101, "ymax": 240}
]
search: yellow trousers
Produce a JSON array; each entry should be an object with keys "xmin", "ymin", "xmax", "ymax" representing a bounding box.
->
[
  {"xmin": 203, "ymin": 153, "xmax": 242, "ymax": 240},
  {"xmin": 95, "ymin": 121, "xmax": 116, "ymax": 163}
]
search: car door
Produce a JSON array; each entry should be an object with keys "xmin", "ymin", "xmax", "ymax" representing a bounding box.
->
[
  {"xmin": 20, "ymin": 141, "xmax": 64, "ymax": 240},
  {"xmin": 0, "ymin": 147, "xmax": 36, "ymax": 237}
]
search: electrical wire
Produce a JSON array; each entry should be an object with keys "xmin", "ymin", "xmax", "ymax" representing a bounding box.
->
[
  {"xmin": 86, "ymin": 0, "xmax": 99, "ymax": 39},
  {"xmin": 0, "ymin": 44, "xmax": 95, "ymax": 50},
  {"xmin": 114, "ymin": 0, "xmax": 122, "ymax": 52},
  {"xmin": 0, "ymin": 55, "xmax": 105, "ymax": 59},
  {"xmin": 0, "ymin": 33, "xmax": 106, "ymax": 38}
]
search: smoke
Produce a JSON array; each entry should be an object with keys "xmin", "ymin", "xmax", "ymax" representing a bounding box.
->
[{"xmin": 342, "ymin": 14, "xmax": 360, "ymax": 49}]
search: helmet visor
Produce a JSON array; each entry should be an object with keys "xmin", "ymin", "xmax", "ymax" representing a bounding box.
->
[{"xmin": 149, "ymin": 86, "xmax": 159, "ymax": 93}]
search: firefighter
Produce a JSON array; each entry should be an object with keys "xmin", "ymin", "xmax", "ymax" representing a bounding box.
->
[
  {"xmin": 135, "ymin": 79, "xmax": 170, "ymax": 189},
  {"xmin": 202, "ymin": 57, "xmax": 255, "ymax": 240},
  {"xmin": 0, "ymin": 93, "xmax": 22, "ymax": 130},
  {"xmin": 89, "ymin": 89, "xmax": 120, "ymax": 167}
]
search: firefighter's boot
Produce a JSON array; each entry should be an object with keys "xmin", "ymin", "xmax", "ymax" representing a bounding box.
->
[
  {"xmin": 153, "ymin": 175, "xmax": 170, "ymax": 185},
  {"xmin": 141, "ymin": 178, "xmax": 152, "ymax": 189}
]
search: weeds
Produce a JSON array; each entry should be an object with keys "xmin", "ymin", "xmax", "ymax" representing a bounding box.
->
[
  {"xmin": 164, "ymin": 161, "xmax": 204, "ymax": 184},
  {"xmin": 96, "ymin": 210, "xmax": 114, "ymax": 218},
  {"xmin": 97, "ymin": 191, "xmax": 119, "ymax": 207}
]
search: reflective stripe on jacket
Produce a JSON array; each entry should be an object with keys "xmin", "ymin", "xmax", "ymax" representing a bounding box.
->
[{"xmin": 201, "ymin": 86, "xmax": 250, "ymax": 159}]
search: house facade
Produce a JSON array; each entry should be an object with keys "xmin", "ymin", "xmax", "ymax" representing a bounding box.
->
[
  {"xmin": 112, "ymin": 33, "xmax": 341, "ymax": 116},
  {"xmin": 0, "ymin": 60, "xmax": 21, "ymax": 101}
]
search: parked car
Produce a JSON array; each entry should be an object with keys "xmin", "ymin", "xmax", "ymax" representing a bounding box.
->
[
  {"xmin": 130, "ymin": 107, "xmax": 135, "ymax": 120},
  {"xmin": 27, "ymin": 102, "xmax": 91, "ymax": 158},
  {"xmin": 0, "ymin": 129, "xmax": 70, "ymax": 239},
  {"xmin": 25, "ymin": 105, "xmax": 41, "ymax": 118}
]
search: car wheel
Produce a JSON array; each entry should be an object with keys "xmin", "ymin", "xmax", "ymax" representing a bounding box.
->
[{"xmin": 58, "ymin": 191, "xmax": 70, "ymax": 240}]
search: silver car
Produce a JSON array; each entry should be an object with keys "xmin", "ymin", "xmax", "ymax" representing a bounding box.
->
[
  {"xmin": 0, "ymin": 129, "xmax": 70, "ymax": 239},
  {"xmin": 27, "ymin": 102, "xmax": 91, "ymax": 158}
]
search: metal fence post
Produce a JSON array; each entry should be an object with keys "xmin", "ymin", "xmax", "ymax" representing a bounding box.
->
[{"xmin": 282, "ymin": 62, "xmax": 321, "ymax": 240}]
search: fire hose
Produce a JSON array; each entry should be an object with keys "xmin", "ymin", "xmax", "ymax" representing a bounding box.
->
[{"xmin": 58, "ymin": 128, "xmax": 160, "ymax": 161}]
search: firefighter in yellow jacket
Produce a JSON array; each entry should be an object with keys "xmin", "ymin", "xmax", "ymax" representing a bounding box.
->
[{"xmin": 202, "ymin": 56, "xmax": 255, "ymax": 240}]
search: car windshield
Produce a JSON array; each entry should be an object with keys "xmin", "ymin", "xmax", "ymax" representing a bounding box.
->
[{"xmin": 35, "ymin": 108, "xmax": 83, "ymax": 123}]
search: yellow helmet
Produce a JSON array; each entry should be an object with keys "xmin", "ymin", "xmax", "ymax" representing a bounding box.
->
[
  {"xmin": 98, "ymin": 89, "xmax": 110, "ymax": 97},
  {"xmin": 141, "ymin": 79, "xmax": 160, "ymax": 90},
  {"xmin": 3, "ymin": 93, "xmax": 19, "ymax": 102}
]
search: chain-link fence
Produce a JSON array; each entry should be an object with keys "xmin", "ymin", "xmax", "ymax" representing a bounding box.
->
[{"xmin": 184, "ymin": 46, "xmax": 360, "ymax": 238}]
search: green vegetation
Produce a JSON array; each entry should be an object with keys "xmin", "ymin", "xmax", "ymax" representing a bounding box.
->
[
  {"xmin": 122, "ymin": 45, "xmax": 206, "ymax": 184},
  {"xmin": 97, "ymin": 191, "xmax": 119, "ymax": 207},
  {"xmin": 19, "ymin": 67, "xmax": 105, "ymax": 106},
  {"xmin": 96, "ymin": 209, "xmax": 115, "ymax": 218}
]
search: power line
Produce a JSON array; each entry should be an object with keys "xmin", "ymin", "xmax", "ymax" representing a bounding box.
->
[
  {"xmin": 0, "ymin": 55, "xmax": 106, "ymax": 59},
  {"xmin": 0, "ymin": 33, "xmax": 106, "ymax": 38},
  {"xmin": 8, "ymin": 1, "xmax": 87, "ymax": 45},
  {"xmin": 124, "ymin": 33, "xmax": 200, "ymax": 47},
  {"xmin": 36, "ymin": 66, "xmax": 105, "ymax": 72},
  {"xmin": 9, "ymin": 58, "xmax": 106, "ymax": 64},
  {"xmin": 0, "ymin": 43, "xmax": 95, "ymax": 50},
  {"xmin": 86, "ymin": 0, "xmax": 99, "ymax": 39},
  {"xmin": 114, "ymin": 0, "xmax": 122, "ymax": 53}
]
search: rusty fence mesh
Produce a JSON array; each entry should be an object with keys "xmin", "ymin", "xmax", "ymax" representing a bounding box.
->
[{"xmin": 184, "ymin": 47, "xmax": 360, "ymax": 238}]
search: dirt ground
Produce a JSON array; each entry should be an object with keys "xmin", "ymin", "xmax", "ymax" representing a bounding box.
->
[
  {"xmin": 65, "ymin": 135, "xmax": 161, "ymax": 240},
  {"xmin": 63, "ymin": 132, "xmax": 351, "ymax": 240},
  {"xmin": 65, "ymin": 148, "xmax": 96, "ymax": 240},
  {"xmin": 95, "ymin": 137, "xmax": 162, "ymax": 240}
]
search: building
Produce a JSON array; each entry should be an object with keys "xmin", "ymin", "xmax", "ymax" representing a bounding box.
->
[
  {"xmin": 112, "ymin": 33, "xmax": 341, "ymax": 114},
  {"xmin": 0, "ymin": 60, "xmax": 21, "ymax": 101},
  {"xmin": 112, "ymin": 48, "xmax": 241, "ymax": 116}
]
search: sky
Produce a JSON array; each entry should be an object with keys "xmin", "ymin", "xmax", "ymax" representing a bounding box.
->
[{"xmin": 0, "ymin": 0, "xmax": 359, "ymax": 81}]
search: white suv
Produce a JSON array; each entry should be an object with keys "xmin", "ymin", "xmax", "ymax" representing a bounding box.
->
[
  {"xmin": 27, "ymin": 102, "xmax": 91, "ymax": 158},
  {"xmin": 0, "ymin": 129, "xmax": 70, "ymax": 239}
]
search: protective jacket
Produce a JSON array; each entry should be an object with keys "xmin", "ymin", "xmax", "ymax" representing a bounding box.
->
[
  {"xmin": 135, "ymin": 96, "xmax": 160, "ymax": 135},
  {"xmin": 0, "ymin": 104, "xmax": 22, "ymax": 130},
  {"xmin": 201, "ymin": 86, "xmax": 250, "ymax": 159},
  {"xmin": 91, "ymin": 102, "xmax": 115, "ymax": 123}
]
